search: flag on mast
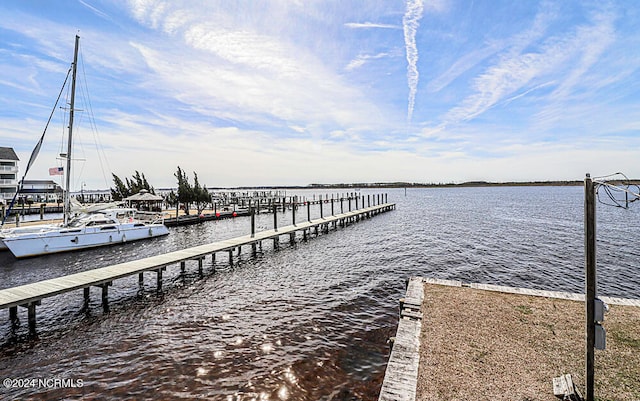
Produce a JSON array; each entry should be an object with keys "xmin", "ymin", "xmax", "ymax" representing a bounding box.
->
[{"xmin": 49, "ymin": 166, "xmax": 64, "ymax": 176}]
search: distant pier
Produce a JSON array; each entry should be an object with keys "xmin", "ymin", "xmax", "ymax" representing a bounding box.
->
[
  {"xmin": 164, "ymin": 192, "xmax": 372, "ymax": 226},
  {"xmin": 0, "ymin": 195, "xmax": 394, "ymax": 335}
]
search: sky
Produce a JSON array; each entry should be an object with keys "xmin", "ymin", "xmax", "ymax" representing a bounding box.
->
[{"xmin": 0, "ymin": 0, "xmax": 639, "ymax": 190}]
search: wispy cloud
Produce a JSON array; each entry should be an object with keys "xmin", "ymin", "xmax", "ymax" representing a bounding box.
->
[
  {"xmin": 344, "ymin": 22, "xmax": 400, "ymax": 30},
  {"xmin": 345, "ymin": 52, "xmax": 392, "ymax": 71},
  {"xmin": 402, "ymin": 0, "xmax": 424, "ymax": 123},
  {"xmin": 426, "ymin": 43, "xmax": 503, "ymax": 93},
  {"xmin": 443, "ymin": 4, "xmax": 616, "ymax": 126}
]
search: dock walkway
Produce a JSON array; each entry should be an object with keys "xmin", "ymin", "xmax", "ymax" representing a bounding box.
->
[{"xmin": 1, "ymin": 202, "xmax": 395, "ymax": 335}]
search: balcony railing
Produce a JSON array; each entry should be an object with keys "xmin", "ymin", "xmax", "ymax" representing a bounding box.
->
[
  {"xmin": 0, "ymin": 165, "xmax": 18, "ymax": 173},
  {"xmin": 0, "ymin": 179, "xmax": 17, "ymax": 186}
]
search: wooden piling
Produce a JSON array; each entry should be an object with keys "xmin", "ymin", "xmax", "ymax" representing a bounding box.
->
[
  {"xmin": 292, "ymin": 196, "xmax": 297, "ymax": 226},
  {"xmin": 9, "ymin": 306, "xmax": 18, "ymax": 324},
  {"xmin": 156, "ymin": 268, "xmax": 163, "ymax": 291},
  {"xmin": 100, "ymin": 282, "xmax": 112, "ymax": 311},
  {"xmin": 83, "ymin": 287, "xmax": 90, "ymax": 308},
  {"xmin": 27, "ymin": 302, "xmax": 37, "ymax": 335},
  {"xmin": 273, "ymin": 202, "xmax": 278, "ymax": 232}
]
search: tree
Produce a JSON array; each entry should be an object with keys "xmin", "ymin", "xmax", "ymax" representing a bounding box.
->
[
  {"xmin": 110, "ymin": 173, "xmax": 129, "ymax": 201},
  {"xmin": 165, "ymin": 190, "xmax": 178, "ymax": 208},
  {"xmin": 192, "ymin": 172, "xmax": 211, "ymax": 214},
  {"xmin": 111, "ymin": 171, "xmax": 155, "ymax": 201},
  {"xmin": 174, "ymin": 166, "xmax": 193, "ymax": 215}
]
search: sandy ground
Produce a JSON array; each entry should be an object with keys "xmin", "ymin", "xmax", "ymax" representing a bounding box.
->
[{"xmin": 416, "ymin": 283, "xmax": 640, "ymax": 401}]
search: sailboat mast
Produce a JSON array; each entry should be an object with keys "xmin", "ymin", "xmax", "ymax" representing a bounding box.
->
[{"xmin": 64, "ymin": 35, "xmax": 79, "ymax": 226}]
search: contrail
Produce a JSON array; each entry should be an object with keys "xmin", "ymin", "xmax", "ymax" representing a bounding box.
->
[{"xmin": 403, "ymin": 0, "xmax": 424, "ymax": 123}]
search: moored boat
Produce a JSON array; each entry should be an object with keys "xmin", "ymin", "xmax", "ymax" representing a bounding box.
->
[
  {"xmin": 1, "ymin": 35, "xmax": 170, "ymax": 258},
  {"xmin": 2, "ymin": 208, "xmax": 168, "ymax": 258}
]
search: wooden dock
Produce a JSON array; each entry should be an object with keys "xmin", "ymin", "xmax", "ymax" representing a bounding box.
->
[{"xmin": 1, "ymin": 201, "xmax": 395, "ymax": 335}]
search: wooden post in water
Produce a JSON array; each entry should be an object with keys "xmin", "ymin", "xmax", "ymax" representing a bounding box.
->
[
  {"xmin": 320, "ymin": 198, "xmax": 324, "ymax": 219},
  {"xmin": 250, "ymin": 202, "xmax": 255, "ymax": 238},
  {"xmin": 156, "ymin": 268, "xmax": 163, "ymax": 291},
  {"xmin": 584, "ymin": 173, "xmax": 596, "ymax": 401},
  {"xmin": 15, "ymin": 213, "xmax": 19, "ymax": 227},
  {"xmin": 27, "ymin": 302, "xmax": 38, "ymax": 335},
  {"xmin": 40, "ymin": 204, "xmax": 45, "ymax": 220},
  {"xmin": 273, "ymin": 201, "xmax": 278, "ymax": 232},
  {"xmin": 292, "ymin": 196, "xmax": 296, "ymax": 226},
  {"xmin": 355, "ymin": 196, "xmax": 359, "ymax": 210},
  {"xmin": 307, "ymin": 202, "xmax": 311, "ymax": 222},
  {"xmin": 83, "ymin": 287, "xmax": 90, "ymax": 309},
  {"xmin": 9, "ymin": 306, "xmax": 18, "ymax": 326},
  {"xmin": 100, "ymin": 282, "xmax": 111, "ymax": 312}
]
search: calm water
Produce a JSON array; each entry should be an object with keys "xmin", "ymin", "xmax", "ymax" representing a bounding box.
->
[{"xmin": 1, "ymin": 186, "xmax": 639, "ymax": 400}]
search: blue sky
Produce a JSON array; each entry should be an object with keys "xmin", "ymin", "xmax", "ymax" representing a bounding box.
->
[{"xmin": 0, "ymin": 0, "xmax": 639, "ymax": 189}]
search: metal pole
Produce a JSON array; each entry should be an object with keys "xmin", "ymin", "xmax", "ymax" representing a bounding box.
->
[
  {"xmin": 585, "ymin": 173, "xmax": 596, "ymax": 401},
  {"xmin": 63, "ymin": 35, "xmax": 80, "ymax": 227}
]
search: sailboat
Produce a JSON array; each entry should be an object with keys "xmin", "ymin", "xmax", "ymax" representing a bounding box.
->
[{"xmin": 0, "ymin": 35, "xmax": 169, "ymax": 258}]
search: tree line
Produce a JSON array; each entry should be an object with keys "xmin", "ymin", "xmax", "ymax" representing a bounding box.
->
[{"xmin": 110, "ymin": 167, "xmax": 211, "ymax": 215}]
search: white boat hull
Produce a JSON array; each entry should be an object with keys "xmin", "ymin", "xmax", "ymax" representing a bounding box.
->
[
  {"xmin": 3, "ymin": 223, "xmax": 169, "ymax": 258},
  {"xmin": 1, "ymin": 224, "xmax": 60, "ymax": 252}
]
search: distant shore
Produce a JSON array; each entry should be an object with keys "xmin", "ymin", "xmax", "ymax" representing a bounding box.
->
[{"xmin": 203, "ymin": 180, "xmax": 587, "ymax": 190}]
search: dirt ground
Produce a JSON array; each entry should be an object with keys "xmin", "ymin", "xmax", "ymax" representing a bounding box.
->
[{"xmin": 416, "ymin": 283, "xmax": 640, "ymax": 401}]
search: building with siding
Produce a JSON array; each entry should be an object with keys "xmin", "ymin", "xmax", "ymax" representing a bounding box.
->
[{"xmin": 0, "ymin": 147, "xmax": 19, "ymax": 203}]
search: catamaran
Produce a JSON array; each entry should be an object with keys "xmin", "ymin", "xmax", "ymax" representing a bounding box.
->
[{"xmin": 0, "ymin": 35, "xmax": 169, "ymax": 258}]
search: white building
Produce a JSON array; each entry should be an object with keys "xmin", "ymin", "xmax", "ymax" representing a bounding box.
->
[
  {"xmin": 0, "ymin": 147, "xmax": 19, "ymax": 203},
  {"xmin": 21, "ymin": 180, "xmax": 63, "ymax": 203}
]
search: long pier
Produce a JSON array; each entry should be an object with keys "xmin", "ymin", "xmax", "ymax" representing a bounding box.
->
[{"xmin": 1, "ymin": 199, "xmax": 395, "ymax": 335}]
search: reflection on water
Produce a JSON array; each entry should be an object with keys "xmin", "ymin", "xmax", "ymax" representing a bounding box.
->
[{"xmin": 1, "ymin": 187, "xmax": 639, "ymax": 400}]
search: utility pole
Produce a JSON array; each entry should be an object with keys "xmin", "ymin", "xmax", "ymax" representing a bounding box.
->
[{"xmin": 584, "ymin": 173, "xmax": 596, "ymax": 401}]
